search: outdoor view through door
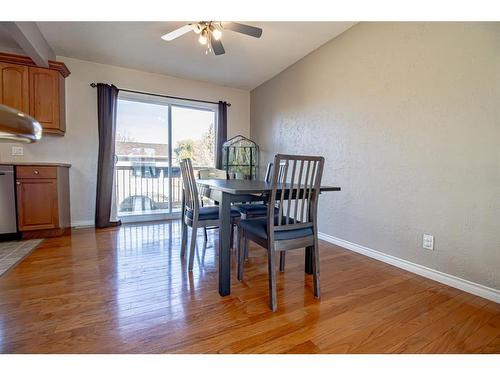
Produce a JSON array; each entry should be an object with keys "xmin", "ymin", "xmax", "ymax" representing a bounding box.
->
[{"xmin": 115, "ymin": 92, "xmax": 216, "ymax": 221}]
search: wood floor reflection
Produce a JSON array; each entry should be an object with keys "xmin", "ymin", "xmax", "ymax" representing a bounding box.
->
[{"xmin": 0, "ymin": 221, "xmax": 498, "ymax": 353}]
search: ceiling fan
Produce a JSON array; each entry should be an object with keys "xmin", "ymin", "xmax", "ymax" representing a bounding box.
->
[{"xmin": 161, "ymin": 22, "xmax": 263, "ymax": 56}]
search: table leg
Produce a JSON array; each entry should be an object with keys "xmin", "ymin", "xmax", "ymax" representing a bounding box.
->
[{"xmin": 218, "ymin": 192, "xmax": 231, "ymax": 296}]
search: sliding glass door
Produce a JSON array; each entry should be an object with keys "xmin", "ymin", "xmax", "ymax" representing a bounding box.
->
[
  {"xmin": 170, "ymin": 106, "xmax": 216, "ymax": 212},
  {"xmin": 114, "ymin": 93, "xmax": 217, "ymax": 222}
]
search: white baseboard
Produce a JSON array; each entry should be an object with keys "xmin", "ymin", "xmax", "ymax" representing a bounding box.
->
[
  {"xmin": 318, "ymin": 232, "xmax": 500, "ymax": 304},
  {"xmin": 71, "ymin": 220, "xmax": 95, "ymax": 228}
]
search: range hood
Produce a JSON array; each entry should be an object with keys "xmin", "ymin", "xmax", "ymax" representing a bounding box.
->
[{"xmin": 0, "ymin": 104, "xmax": 42, "ymax": 143}]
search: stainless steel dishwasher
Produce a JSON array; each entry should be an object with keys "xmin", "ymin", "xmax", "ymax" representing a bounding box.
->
[{"xmin": 0, "ymin": 165, "xmax": 18, "ymax": 236}]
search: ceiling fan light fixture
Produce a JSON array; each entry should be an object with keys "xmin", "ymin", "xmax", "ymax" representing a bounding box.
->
[
  {"xmin": 212, "ymin": 28, "xmax": 222, "ymax": 40},
  {"xmin": 161, "ymin": 21, "xmax": 262, "ymax": 56},
  {"xmin": 198, "ymin": 29, "xmax": 208, "ymax": 45},
  {"xmin": 193, "ymin": 24, "xmax": 202, "ymax": 34}
]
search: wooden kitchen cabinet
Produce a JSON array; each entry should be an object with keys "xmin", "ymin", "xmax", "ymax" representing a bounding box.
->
[
  {"xmin": 15, "ymin": 165, "xmax": 71, "ymax": 237},
  {"xmin": 16, "ymin": 178, "xmax": 58, "ymax": 230},
  {"xmin": 0, "ymin": 62, "xmax": 29, "ymax": 113},
  {"xmin": 0, "ymin": 52, "xmax": 69, "ymax": 136},
  {"xmin": 29, "ymin": 67, "xmax": 65, "ymax": 135}
]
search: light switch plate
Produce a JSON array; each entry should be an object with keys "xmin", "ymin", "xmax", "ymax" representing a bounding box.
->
[
  {"xmin": 423, "ymin": 234, "xmax": 434, "ymax": 250},
  {"xmin": 11, "ymin": 146, "xmax": 24, "ymax": 156}
]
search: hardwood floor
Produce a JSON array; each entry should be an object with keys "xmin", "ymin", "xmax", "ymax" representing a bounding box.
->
[{"xmin": 0, "ymin": 221, "xmax": 498, "ymax": 354}]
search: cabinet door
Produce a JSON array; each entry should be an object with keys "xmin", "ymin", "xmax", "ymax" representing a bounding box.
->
[
  {"xmin": 0, "ymin": 63, "xmax": 29, "ymax": 113},
  {"xmin": 16, "ymin": 178, "xmax": 59, "ymax": 231},
  {"xmin": 29, "ymin": 67, "xmax": 60, "ymax": 132}
]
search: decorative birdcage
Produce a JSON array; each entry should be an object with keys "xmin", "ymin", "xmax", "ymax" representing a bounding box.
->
[{"xmin": 222, "ymin": 135, "xmax": 259, "ymax": 180}]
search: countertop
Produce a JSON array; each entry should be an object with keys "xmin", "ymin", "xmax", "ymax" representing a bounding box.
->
[{"xmin": 0, "ymin": 162, "xmax": 71, "ymax": 168}]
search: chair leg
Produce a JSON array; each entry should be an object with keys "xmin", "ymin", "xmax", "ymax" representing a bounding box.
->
[
  {"xmin": 267, "ymin": 246, "xmax": 278, "ymax": 312},
  {"xmin": 244, "ymin": 236, "xmax": 249, "ymax": 261},
  {"xmin": 188, "ymin": 225, "xmax": 198, "ymax": 271},
  {"xmin": 237, "ymin": 229, "xmax": 245, "ymax": 281},
  {"xmin": 235, "ymin": 224, "xmax": 240, "ymax": 254},
  {"xmin": 203, "ymin": 228, "xmax": 208, "ymax": 243},
  {"xmin": 279, "ymin": 251, "xmax": 286, "ymax": 272},
  {"xmin": 312, "ymin": 237, "xmax": 321, "ymax": 298},
  {"xmin": 230, "ymin": 224, "xmax": 235, "ymax": 250},
  {"xmin": 180, "ymin": 221, "xmax": 187, "ymax": 258}
]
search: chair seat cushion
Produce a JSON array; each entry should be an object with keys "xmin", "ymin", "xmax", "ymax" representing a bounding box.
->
[
  {"xmin": 186, "ymin": 206, "xmax": 241, "ymax": 221},
  {"xmin": 240, "ymin": 217, "xmax": 313, "ymax": 241},
  {"xmin": 233, "ymin": 203, "xmax": 278, "ymax": 216}
]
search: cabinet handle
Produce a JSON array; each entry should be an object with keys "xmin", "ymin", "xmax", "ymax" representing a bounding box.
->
[
  {"xmin": 33, "ymin": 170, "xmax": 39, "ymax": 175},
  {"xmin": 16, "ymin": 181, "xmax": 21, "ymax": 185}
]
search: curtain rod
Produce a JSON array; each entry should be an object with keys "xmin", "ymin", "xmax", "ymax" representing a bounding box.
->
[{"xmin": 89, "ymin": 83, "xmax": 231, "ymax": 107}]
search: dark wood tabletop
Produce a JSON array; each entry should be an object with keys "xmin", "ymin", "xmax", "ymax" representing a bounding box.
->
[{"xmin": 197, "ymin": 179, "xmax": 341, "ymax": 194}]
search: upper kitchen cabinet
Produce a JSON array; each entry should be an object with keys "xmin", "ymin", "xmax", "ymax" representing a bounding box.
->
[
  {"xmin": 29, "ymin": 67, "xmax": 65, "ymax": 135},
  {"xmin": 0, "ymin": 52, "xmax": 70, "ymax": 136},
  {"xmin": 0, "ymin": 63, "xmax": 29, "ymax": 113}
]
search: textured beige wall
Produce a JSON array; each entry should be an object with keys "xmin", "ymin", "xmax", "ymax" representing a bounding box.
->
[
  {"xmin": 0, "ymin": 57, "xmax": 250, "ymax": 225},
  {"xmin": 251, "ymin": 22, "xmax": 500, "ymax": 289}
]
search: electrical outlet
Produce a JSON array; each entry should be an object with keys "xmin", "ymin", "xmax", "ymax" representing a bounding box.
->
[
  {"xmin": 423, "ymin": 234, "xmax": 434, "ymax": 250},
  {"xmin": 11, "ymin": 146, "xmax": 24, "ymax": 156}
]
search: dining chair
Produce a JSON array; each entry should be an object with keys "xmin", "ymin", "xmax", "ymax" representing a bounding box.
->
[
  {"xmin": 234, "ymin": 161, "xmax": 287, "ymax": 262},
  {"xmin": 197, "ymin": 167, "xmax": 228, "ymax": 242},
  {"xmin": 237, "ymin": 154, "xmax": 325, "ymax": 311},
  {"xmin": 233, "ymin": 161, "xmax": 285, "ymax": 219},
  {"xmin": 180, "ymin": 158, "xmax": 241, "ymax": 271},
  {"xmin": 197, "ymin": 168, "xmax": 227, "ymax": 180}
]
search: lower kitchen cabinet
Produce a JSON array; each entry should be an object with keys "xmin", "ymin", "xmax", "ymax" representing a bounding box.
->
[
  {"xmin": 17, "ymin": 178, "xmax": 58, "ymax": 230},
  {"xmin": 15, "ymin": 165, "xmax": 71, "ymax": 237}
]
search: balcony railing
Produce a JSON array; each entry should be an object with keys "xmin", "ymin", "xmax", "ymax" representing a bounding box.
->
[
  {"xmin": 115, "ymin": 165, "xmax": 180, "ymax": 216},
  {"xmin": 115, "ymin": 162, "xmax": 210, "ymax": 217}
]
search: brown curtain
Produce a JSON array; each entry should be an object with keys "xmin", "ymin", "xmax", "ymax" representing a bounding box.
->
[
  {"xmin": 95, "ymin": 83, "xmax": 121, "ymax": 228},
  {"xmin": 215, "ymin": 101, "xmax": 228, "ymax": 169}
]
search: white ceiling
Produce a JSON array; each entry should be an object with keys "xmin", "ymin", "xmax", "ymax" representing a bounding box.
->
[
  {"xmin": 36, "ymin": 22, "xmax": 355, "ymax": 90},
  {"xmin": 0, "ymin": 26, "xmax": 23, "ymax": 54}
]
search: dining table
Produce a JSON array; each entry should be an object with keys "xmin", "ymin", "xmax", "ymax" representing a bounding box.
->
[{"xmin": 182, "ymin": 178, "xmax": 341, "ymax": 297}]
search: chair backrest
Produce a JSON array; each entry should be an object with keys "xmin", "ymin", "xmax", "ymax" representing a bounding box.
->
[
  {"xmin": 198, "ymin": 168, "xmax": 227, "ymax": 180},
  {"xmin": 180, "ymin": 158, "xmax": 199, "ymax": 216},
  {"xmin": 197, "ymin": 168, "xmax": 226, "ymax": 200},
  {"xmin": 264, "ymin": 161, "xmax": 286, "ymax": 183},
  {"xmin": 268, "ymin": 154, "xmax": 325, "ymax": 236}
]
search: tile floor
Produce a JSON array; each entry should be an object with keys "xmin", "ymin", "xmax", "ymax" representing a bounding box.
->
[{"xmin": 0, "ymin": 239, "xmax": 43, "ymax": 277}]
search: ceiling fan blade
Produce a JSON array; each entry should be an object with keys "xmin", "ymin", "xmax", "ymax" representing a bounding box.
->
[
  {"xmin": 211, "ymin": 38, "xmax": 225, "ymax": 55},
  {"xmin": 221, "ymin": 22, "xmax": 262, "ymax": 38},
  {"xmin": 161, "ymin": 24, "xmax": 195, "ymax": 41}
]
